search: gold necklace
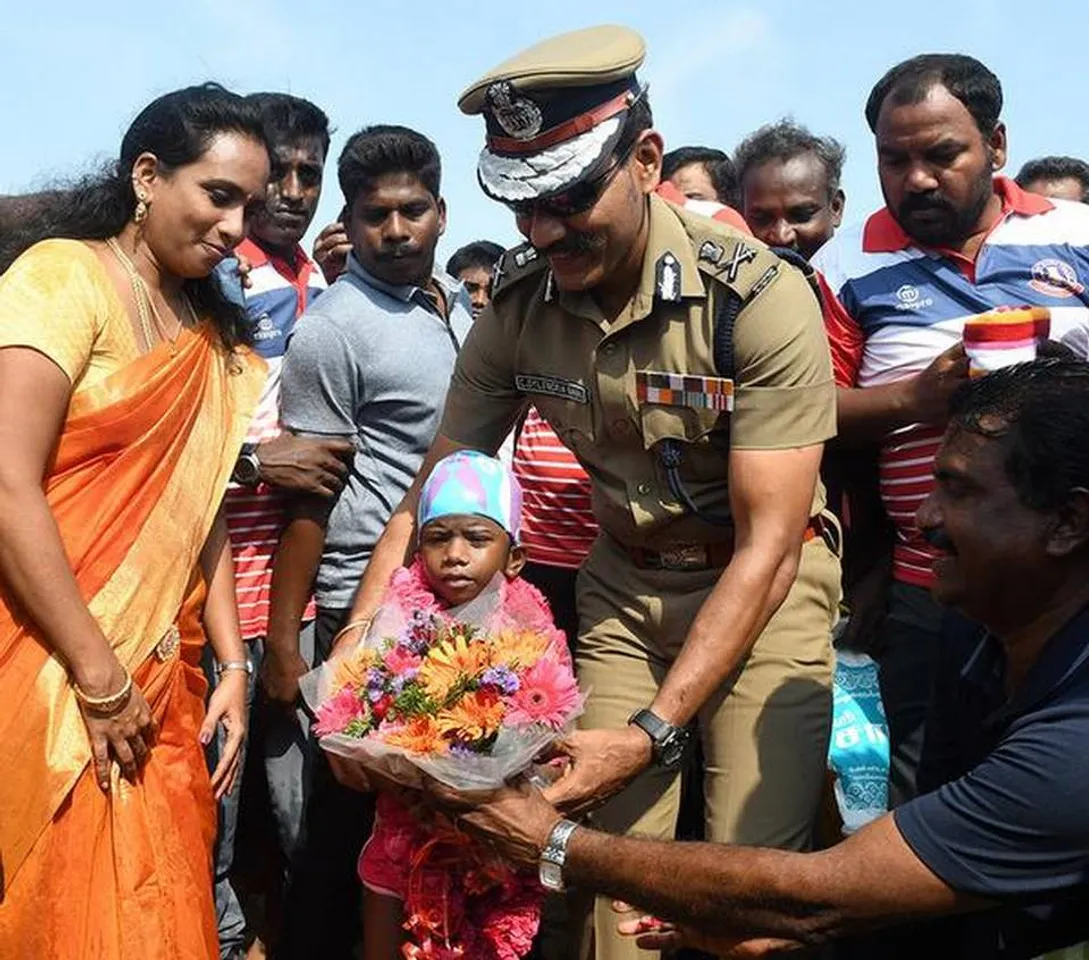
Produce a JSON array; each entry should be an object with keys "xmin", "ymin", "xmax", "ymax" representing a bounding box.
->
[
  {"xmin": 106, "ymin": 237, "xmax": 156, "ymax": 351},
  {"xmin": 105, "ymin": 238, "xmax": 189, "ymax": 354}
]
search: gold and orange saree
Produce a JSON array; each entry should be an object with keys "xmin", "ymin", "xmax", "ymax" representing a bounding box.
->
[{"xmin": 0, "ymin": 241, "xmax": 263, "ymax": 959}]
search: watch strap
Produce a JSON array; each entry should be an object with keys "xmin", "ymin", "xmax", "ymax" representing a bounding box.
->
[{"xmin": 539, "ymin": 818, "xmax": 579, "ymax": 888}]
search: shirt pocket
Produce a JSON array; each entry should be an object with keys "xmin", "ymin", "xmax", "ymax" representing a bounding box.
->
[{"xmin": 636, "ymin": 371, "xmax": 733, "ymax": 482}]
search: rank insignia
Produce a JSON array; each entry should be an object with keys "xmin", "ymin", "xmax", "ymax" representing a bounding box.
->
[{"xmin": 655, "ymin": 252, "xmax": 682, "ymax": 302}]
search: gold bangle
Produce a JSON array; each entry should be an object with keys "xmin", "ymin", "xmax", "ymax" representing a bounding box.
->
[
  {"xmin": 73, "ymin": 670, "xmax": 133, "ymax": 716},
  {"xmin": 332, "ymin": 618, "xmax": 373, "ymax": 646}
]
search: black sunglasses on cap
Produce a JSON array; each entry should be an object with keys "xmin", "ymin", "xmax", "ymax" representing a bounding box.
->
[{"xmin": 503, "ymin": 137, "xmax": 639, "ymax": 220}]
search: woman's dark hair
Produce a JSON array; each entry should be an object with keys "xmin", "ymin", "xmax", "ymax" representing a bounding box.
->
[
  {"xmin": 0, "ymin": 82, "xmax": 269, "ymax": 349},
  {"xmin": 864, "ymin": 54, "xmax": 1002, "ymax": 138},
  {"xmin": 338, "ymin": 125, "xmax": 442, "ymax": 210}
]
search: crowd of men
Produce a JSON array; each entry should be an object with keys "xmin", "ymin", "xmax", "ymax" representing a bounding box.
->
[{"xmin": 10, "ymin": 25, "xmax": 1089, "ymax": 960}]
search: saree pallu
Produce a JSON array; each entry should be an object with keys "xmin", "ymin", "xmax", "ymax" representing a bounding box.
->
[{"xmin": 0, "ymin": 325, "xmax": 263, "ymax": 959}]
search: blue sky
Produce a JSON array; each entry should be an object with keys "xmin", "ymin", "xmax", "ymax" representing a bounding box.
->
[{"xmin": 4, "ymin": 0, "xmax": 1087, "ymax": 263}]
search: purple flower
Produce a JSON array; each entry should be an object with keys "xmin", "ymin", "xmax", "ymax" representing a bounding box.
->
[{"xmin": 481, "ymin": 665, "xmax": 520, "ymax": 695}]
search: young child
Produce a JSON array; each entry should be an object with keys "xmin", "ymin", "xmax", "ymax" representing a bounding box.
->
[{"xmin": 358, "ymin": 449, "xmax": 568, "ymax": 960}]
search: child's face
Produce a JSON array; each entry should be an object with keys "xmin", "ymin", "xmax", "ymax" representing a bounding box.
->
[{"xmin": 418, "ymin": 514, "xmax": 525, "ymax": 606}]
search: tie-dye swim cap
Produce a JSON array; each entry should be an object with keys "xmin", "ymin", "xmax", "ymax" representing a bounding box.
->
[{"xmin": 417, "ymin": 450, "xmax": 523, "ymax": 542}]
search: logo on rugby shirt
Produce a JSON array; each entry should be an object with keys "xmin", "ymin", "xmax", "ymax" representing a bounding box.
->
[
  {"xmin": 1029, "ymin": 258, "xmax": 1084, "ymax": 298},
  {"xmin": 895, "ymin": 283, "xmax": 934, "ymax": 311},
  {"xmin": 253, "ymin": 314, "xmax": 281, "ymax": 342}
]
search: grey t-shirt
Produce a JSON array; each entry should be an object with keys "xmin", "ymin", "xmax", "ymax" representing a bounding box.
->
[{"xmin": 280, "ymin": 253, "xmax": 473, "ymax": 608}]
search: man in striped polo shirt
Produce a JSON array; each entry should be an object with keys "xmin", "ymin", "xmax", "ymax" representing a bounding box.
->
[
  {"xmin": 214, "ymin": 93, "xmax": 351, "ymax": 959},
  {"xmin": 812, "ymin": 53, "xmax": 1089, "ymax": 807}
]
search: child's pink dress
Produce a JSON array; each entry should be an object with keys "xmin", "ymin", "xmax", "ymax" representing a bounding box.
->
[{"xmin": 356, "ymin": 559, "xmax": 572, "ymax": 956}]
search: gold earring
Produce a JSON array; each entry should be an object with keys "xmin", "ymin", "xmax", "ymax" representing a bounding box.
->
[{"xmin": 133, "ymin": 194, "xmax": 149, "ymax": 224}]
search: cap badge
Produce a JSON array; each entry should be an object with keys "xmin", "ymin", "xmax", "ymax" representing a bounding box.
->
[{"xmin": 485, "ymin": 81, "xmax": 544, "ymax": 140}]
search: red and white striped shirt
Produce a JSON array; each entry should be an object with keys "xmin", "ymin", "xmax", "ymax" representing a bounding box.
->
[
  {"xmin": 512, "ymin": 407, "xmax": 598, "ymax": 569},
  {"xmin": 224, "ymin": 239, "xmax": 325, "ymax": 638},
  {"xmin": 813, "ymin": 179, "xmax": 1089, "ymax": 586}
]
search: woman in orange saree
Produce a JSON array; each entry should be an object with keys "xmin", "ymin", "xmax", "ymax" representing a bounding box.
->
[{"xmin": 0, "ymin": 85, "xmax": 271, "ymax": 959}]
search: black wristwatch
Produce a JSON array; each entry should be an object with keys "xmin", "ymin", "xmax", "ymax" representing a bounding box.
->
[
  {"xmin": 628, "ymin": 708, "xmax": 692, "ymax": 769},
  {"xmin": 231, "ymin": 443, "xmax": 261, "ymax": 487}
]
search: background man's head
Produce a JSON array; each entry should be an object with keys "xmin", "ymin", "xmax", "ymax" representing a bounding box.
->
[
  {"xmin": 917, "ymin": 359, "xmax": 1089, "ymax": 632},
  {"xmin": 1015, "ymin": 155, "xmax": 1089, "ymax": 203},
  {"xmin": 337, "ymin": 125, "xmax": 445, "ymax": 288},
  {"xmin": 247, "ymin": 93, "xmax": 330, "ymax": 255},
  {"xmin": 446, "ymin": 240, "xmax": 505, "ymax": 317},
  {"xmin": 661, "ymin": 146, "xmax": 739, "ymax": 207},
  {"xmin": 865, "ymin": 53, "xmax": 1005, "ymax": 249},
  {"xmin": 733, "ymin": 119, "xmax": 846, "ymax": 260}
]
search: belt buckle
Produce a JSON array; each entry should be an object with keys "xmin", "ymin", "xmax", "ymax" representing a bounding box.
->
[
  {"xmin": 154, "ymin": 625, "xmax": 181, "ymax": 662},
  {"xmin": 658, "ymin": 544, "xmax": 708, "ymax": 571}
]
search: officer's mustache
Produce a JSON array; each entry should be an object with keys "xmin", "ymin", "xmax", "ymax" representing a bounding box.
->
[
  {"xmin": 539, "ymin": 232, "xmax": 604, "ymax": 257},
  {"xmin": 921, "ymin": 525, "xmax": 956, "ymax": 554}
]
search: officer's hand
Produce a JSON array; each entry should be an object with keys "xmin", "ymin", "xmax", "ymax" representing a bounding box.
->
[
  {"xmin": 541, "ymin": 726, "xmax": 652, "ymax": 818},
  {"xmin": 422, "ymin": 775, "xmax": 561, "ymax": 867},
  {"xmin": 906, "ymin": 342, "xmax": 969, "ymax": 425},
  {"xmin": 257, "ymin": 434, "xmax": 353, "ymax": 497},
  {"xmin": 312, "ymin": 221, "xmax": 352, "ymax": 285}
]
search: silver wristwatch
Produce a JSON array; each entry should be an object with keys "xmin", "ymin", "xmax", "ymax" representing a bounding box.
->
[
  {"xmin": 231, "ymin": 443, "xmax": 261, "ymax": 487},
  {"xmin": 538, "ymin": 818, "xmax": 579, "ymax": 892}
]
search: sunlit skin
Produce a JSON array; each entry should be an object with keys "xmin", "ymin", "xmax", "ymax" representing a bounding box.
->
[
  {"xmin": 876, "ymin": 84, "xmax": 1006, "ymax": 256},
  {"xmin": 1020, "ymin": 176, "xmax": 1086, "ymax": 203},
  {"xmin": 455, "ymin": 265, "xmax": 493, "ymax": 318},
  {"xmin": 513, "ymin": 132, "xmax": 663, "ymax": 321},
  {"xmin": 132, "ymin": 132, "xmax": 270, "ymax": 282},
  {"xmin": 916, "ymin": 421, "xmax": 1056, "ymax": 625},
  {"xmin": 666, "ymin": 161, "xmax": 719, "ymax": 203},
  {"xmin": 741, "ymin": 154, "xmax": 844, "ymax": 261},
  {"xmin": 250, "ymin": 136, "xmax": 326, "ymax": 256},
  {"xmin": 348, "ymin": 172, "xmax": 447, "ymax": 289},
  {"xmin": 418, "ymin": 515, "xmax": 526, "ymax": 607}
]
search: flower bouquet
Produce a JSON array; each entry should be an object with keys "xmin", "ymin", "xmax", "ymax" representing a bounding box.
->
[
  {"xmin": 299, "ymin": 560, "xmax": 583, "ymax": 959},
  {"xmin": 301, "ymin": 562, "xmax": 582, "ymax": 790}
]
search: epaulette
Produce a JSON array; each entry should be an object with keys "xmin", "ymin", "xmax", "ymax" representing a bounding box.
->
[
  {"xmin": 692, "ymin": 230, "xmax": 785, "ymax": 305},
  {"xmin": 491, "ymin": 243, "xmax": 549, "ymax": 300}
]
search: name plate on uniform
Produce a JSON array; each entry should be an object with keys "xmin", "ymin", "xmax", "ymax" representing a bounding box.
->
[
  {"xmin": 514, "ymin": 373, "xmax": 590, "ymax": 404},
  {"xmin": 636, "ymin": 371, "xmax": 734, "ymax": 412}
]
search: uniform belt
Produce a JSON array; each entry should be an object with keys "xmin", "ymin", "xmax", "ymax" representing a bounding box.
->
[{"xmin": 627, "ymin": 515, "xmax": 833, "ymax": 571}]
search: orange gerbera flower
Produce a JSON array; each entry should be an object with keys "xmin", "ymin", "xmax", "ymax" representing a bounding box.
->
[
  {"xmin": 330, "ymin": 646, "xmax": 379, "ymax": 695},
  {"xmin": 490, "ymin": 628, "xmax": 550, "ymax": 670},
  {"xmin": 418, "ymin": 634, "xmax": 491, "ymax": 701},
  {"xmin": 383, "ymin": 715, "xmax": 449, "ymax": 756},
  {"xmin": 437, "ymin": 690, "xmax": 505, "ymax": 742}
]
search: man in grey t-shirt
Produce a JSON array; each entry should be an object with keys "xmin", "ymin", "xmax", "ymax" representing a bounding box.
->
[{"xmin": 261, "ymin": 125, "xmax": 472, "ymax": 959}]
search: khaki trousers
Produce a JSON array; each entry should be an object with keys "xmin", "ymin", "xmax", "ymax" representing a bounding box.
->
[{"xmin": 571, "ymin": 532, "xmax": 840, "ymax": 960}]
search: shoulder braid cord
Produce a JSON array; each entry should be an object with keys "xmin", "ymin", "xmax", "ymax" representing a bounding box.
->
[{"xmin": 657, "ymin": 247, "xmax": 823, "ymax": 526}]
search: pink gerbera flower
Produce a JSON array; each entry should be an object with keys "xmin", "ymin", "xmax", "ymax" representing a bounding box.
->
[
  {"xmin": 505, "ymin": 656, "xmax": 581, "ymax": 730},
  {"xmin": 313, "ymin": 686, "xmax": 368, "ymax": 736},
  {"xmin": 384, "ymin": 644, "xmax": 423, "ymax": 675}
]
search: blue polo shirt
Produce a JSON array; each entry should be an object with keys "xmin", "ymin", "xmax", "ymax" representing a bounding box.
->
[{"xmin": 894, "ymin": 604, "xmax": 1089, "ymax": 957}]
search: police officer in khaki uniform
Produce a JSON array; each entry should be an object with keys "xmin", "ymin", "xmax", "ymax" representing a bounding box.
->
[{"xmin": 344, "ymin": 25, "xmax": 842, "ymax": 960}]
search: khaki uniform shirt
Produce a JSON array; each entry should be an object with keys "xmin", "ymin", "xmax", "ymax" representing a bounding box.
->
[{"xmin": 441, "ymin": 193, "xmax": 836, "ymax": 550}]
